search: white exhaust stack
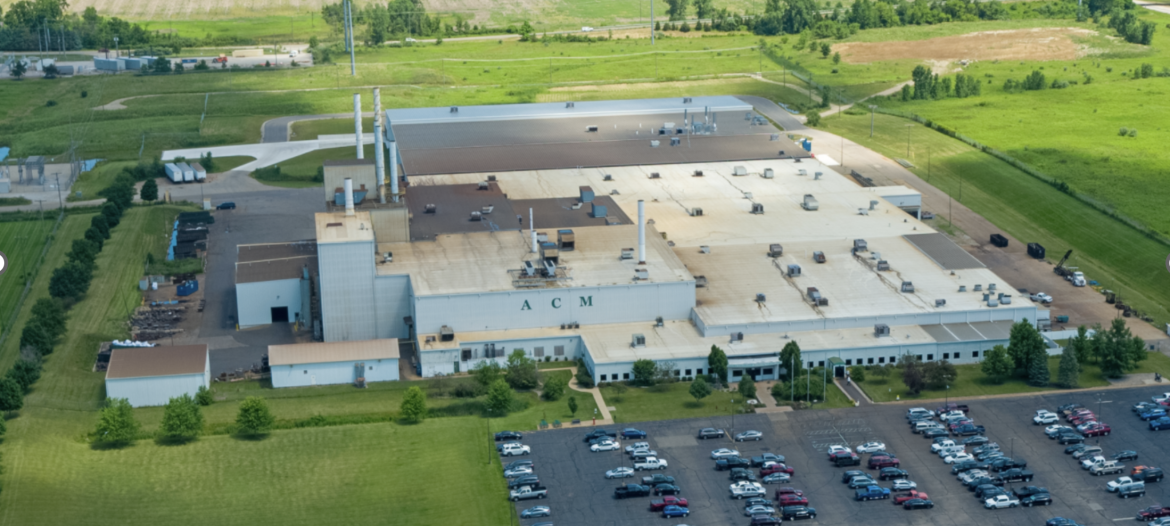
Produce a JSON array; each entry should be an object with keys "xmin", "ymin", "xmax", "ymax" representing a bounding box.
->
[
  {"xmin": 353, "ymin": 93, "xmax": 363, "ymax": 159},
  {"xmin": 389, "ymin": 137, "xmax": 398, "ymax": 202},
  {"xmin": 344, "ymin": 178, "xmax": 355, "ymax": 216},
  {"xmin": 638, "ymin": 200, "xmax": 646, "ymax": 264},
  {"xmin": 373, "ymin": 88, "xmax": 386, "ymax": 204},
  {"xmin": 530, "ymin": 208, "xmax": 536, "ymax": 253}
]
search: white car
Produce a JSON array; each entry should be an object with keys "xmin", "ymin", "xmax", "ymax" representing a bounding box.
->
[
  {"xmin": 581, "ymin": 26, "xmax": 595, "ymax": 32},
  {"xmin": 938, "ymin": 446, "xmax": 965, "ymax": 458},
  {"xmin": 939, "ymin": 411, "xmax": 966, "ymax": 422},
  {"xmin": 504, "ymin": 466, "xmax": 533, "ymax": 478},
  {"xmin": 591, "ymin": 440, "xmax": 620, "ymax": 452},
  {"xmin": 945, "ymin": 452, "xmax": 973, "ymax": 464},
  {"xmin": 711, "ymin": 448, "xmax": 741, "ymax": 459},
  {"xmin": 959, "ymin": 470, "xmax": 989, "ymax": 484},
  {"xmin": 893, "ymin": 479, "xmax": 918, "ymax": 491},
  {"xmin": 1154, "ymin": 393, "xmax": 1170, "ymax": 403},
  {"xmin": 289, "ymin": 50, "xmax": 299, "ymax": 57},
  {"xmin": 906, "ymin": 407, "xmax": 934, "ymax": 418},
  {"xmin": 1034, "ymin": 411, "xmax": 1059, "ymax": 425},
  {"xmin": 501, "ymin": 443, "xmax": 531, "ymax": 456},
  {"xmin": 857, "ymin": 441, "xmax": 886, "ymax": 453},
  {"xmin": 729, "ymin": 481, "xmax": 766, "ymax": 498},
  {"xmin": 1107, "ymin": 476, "xmax": 1135, "ymax": 492},
  {"xmin": 827, "ymin": 445, "xmax": 853, "ymax": 456},
  {"xmin": 744, "ymin": 504, "xmax": 777, "ymax": 516},
  {"xmin": 1045, "ymin": 424, "xmax": 1072, "ymax": 436},
  {"xmin": 984, "ymin": 494, "xmax": 1020, "ymax": 509},
  {"xmin": 606, "ymin": 467, "xmax": 635, "ymax": 479},
  {"xmin": 625, "ymin": 441, "xmax": 650, "ymax": 453},
  {"xmin": 931, "ymin": 439, "xmax": 956, "ymax": 453},
  {"xmin": 1080, "ymin": 455, "xmax": 1106, "ymax": 470},
  {"xmin": 1148, "ymin": 517, "xmax": 1170, "ymax": 526},
  {"xmin": 631, "ymin": 448, "xmax": 658, "ymax": 458}
]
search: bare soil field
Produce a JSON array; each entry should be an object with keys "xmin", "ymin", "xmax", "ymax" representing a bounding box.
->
[{"xmin": 835, "ymin": 27, "xmax": 1097, "ymax": 64}]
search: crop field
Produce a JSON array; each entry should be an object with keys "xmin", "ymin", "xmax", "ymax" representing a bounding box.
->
[{"xmin": 0, "ymin": 219, "xmax": 55, "ymax": 339}]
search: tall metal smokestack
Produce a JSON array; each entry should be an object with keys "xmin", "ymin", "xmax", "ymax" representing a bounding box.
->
[
  {"xmin": 374, "ymin": 88, "xmax": 386, "ymax": 204},
  {"xmin": 638, "ymin": 200, "xmax": 646, "ymax": 264},
  {"xmin": 530, "ymin": 208, "xmax": 536, "ymax": 253},
  {"xmin": 344, "ymin": 178, "xmax": 355, "ymax": 216},
  {"xmin": 389, "ymin": 136, "xmax": 399, "ymax": 202},
  {"xmin": 353, "ymin": 93, "xmax": 363, "ymax": 159}
]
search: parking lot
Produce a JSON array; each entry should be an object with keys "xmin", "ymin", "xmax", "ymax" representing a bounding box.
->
[{"xmin": 508, "ymin": 384, "xmax": 1170, "ymax": 526}]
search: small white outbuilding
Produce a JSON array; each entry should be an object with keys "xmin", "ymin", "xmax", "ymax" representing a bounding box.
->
[
  {"xmin": 268, "ymin": 339, "xmax": 399, "ymax": 388},
  {"xmin": 104, "ymin": 344, "xmax": 210, "ymax": 407}
]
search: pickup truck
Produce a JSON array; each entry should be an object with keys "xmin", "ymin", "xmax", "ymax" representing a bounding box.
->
[
  {"xmin": 510, "ymin": 485, "xmax": 548, "ymax": 502},
  {"xmin": 716, "ymin": 456, "xmax": 752, "ymax": 470},
  {"xmin": 937, "ymin": 402, "xmax": 971, "ymax": 414},
  {"xmin": 953, "ymin": 424, "xmax": 987, "ymax": 436},
  {"xmin": 1091, "ymin": 461, "xmax": 1125, "ymax": 476},
  {"xmin": 642, "ymin": 474, "xmax": 676, "ymax": 486},
  {"xmin": 855, "ymin": 485, "xmax": 891, "ymax": 501},
  {"xmin": 614, "ymin": 484, "xmax": 651, "ymax": 499},
  {"xmin": 995, "ymin": 468, "xmax": 1035, "ymax": 483},
  {"xmin": 752, "ymin": 453, "xmax": 787, "ymax": 467},
  {"xmin": 634, "ymin": 457, "xmax": 668, "ymax": 470}
]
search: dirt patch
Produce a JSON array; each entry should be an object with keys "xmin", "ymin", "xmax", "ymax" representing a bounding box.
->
[{"xmin": 835, "ymin": 27, "xmax": 1098, "ymax": 64}]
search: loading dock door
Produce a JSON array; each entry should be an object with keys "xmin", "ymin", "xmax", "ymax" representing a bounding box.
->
[{"xmin": 271, "ymin": 307, "xmax": 290, "ymax": 323}]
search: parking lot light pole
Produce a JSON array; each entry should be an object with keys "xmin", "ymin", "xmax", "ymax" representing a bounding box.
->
[
  {"xmin": 730, "ymin": 398, "xmax": 736, "ymax": 436},
  {"xmin": 593, "ymin": 408, "xmax": 597, "ymax": 426}
]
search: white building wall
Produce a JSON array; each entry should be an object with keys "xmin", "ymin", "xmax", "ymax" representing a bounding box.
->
[
  {"xmin": 593, "ymin": 357, "xmax": 711, "ymax": 384},
  {"xmin": 375, "ymin": 274, "xmax": 413, "ymax": 339},
  {"xmin": 419, "ymin": 335, "xmax": 582, "ymax": 377},
  {"xmin": 272, "ymin": 358, "xmax": 399, "ymax": 388},
  {"xmin": 413, "ymin": 281, "xmax": 695, "ymax": 334},
  {"xmin": 319, "ymin": 240, "xmax": 378, "ymax": 342},
  {"xmin": 700, "ymin": 305, "xmax": 1038, "ymax": 338},
  {"xmin": 236, "ymin": 278, "xmax": 303, "ymax": 328},
  {"xmin": 106, "ymin": 372, "xmax": 208, "ymax": 407}
]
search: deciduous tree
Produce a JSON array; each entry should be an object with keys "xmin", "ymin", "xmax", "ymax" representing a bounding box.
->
[
  {"xmin": 6, "ymin": 359, "xmax": 40, "ymax": 392},
  {"xmin": 400, "ymin": 386, "xmax": 427, "ymax": 422},
  {"xmin": 541, "ymin": 375, "xmax": 567, "ymax": 401},
  {"xmin": 486, "ymin": 379, "xmax": 514, "ymax": 416},
  {"xmin": 158, "ymin": 393, "xmax": 203, "ymax": 443},
  {"xmin": 93, "ymin": 398, "xmax": 139, "ymax": 448},
  {"xmin": 981, "ymin": 344, "xmax": 1013, "ymax": 383},
  {"xmin": 708, "ymin": 345, "xmax": 729, "ymax": 385},
  {"xmin": 738, "ymin": 374, "xmax": 757, "ymax": 400},
  {"xmin": 779, "ymin": 341, "xmax": 803, "ymax": 380},
  {"xmin": 567, "ymin": 395, "xmax": 578, "ymax": 416},
  {"xmin": 689, "ymin": 376, "xmax": 712, "ymax": 402},
  {"xmin": 235, "ymin": 396, "xmax": 275, "ymax": 437},
  {"xmin": 140, "ymin": 178, "xmax": 158, "ymax": 202},
  {"xmin": 632, "ymin": 359, "xmax": 657, "ymax": 386},
  {"xmin": 505, "ymin": 349, "xmax": 538, "ymax": 389},
  {"xmin": 901, "ymin": 355, "xmax": 925, "ymax": 395}
]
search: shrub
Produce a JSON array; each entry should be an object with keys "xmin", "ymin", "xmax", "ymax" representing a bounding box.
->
[
  {"xmin": 195, "ymin": 385, "xmax": 213, "ymax": 406},
  {"xmin": 93, "ymin": 398, "xmax": 139, "ymax": 448},
  {"xmin": 80, "ymin": 90, "xmax": 87, "ymax": 98},
  {"xmin": 157, "ymin": 393, "xmax": 204, "ymax": 443},
  {"xmin": 400, "ymin": 386, "xmax": 427, "ymax": 422},
  {"xmin": 541, "ymin": 375, "xmax": 567, "ymax": 401},
  {"xmin": 1119, "ymin": 127, "xmax": 1129, "ymax": 136},
  {"xmin": 45, "ymin": 100, "xmax": 57, "ymax": 107},
  {"xmin": 235, "ymin": 396, "xmax": 275, "ymax": 437}
]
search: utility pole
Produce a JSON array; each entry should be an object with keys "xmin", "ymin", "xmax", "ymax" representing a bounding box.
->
[
  {"xmin": 348, "ymin": 0, "xmax": 356, "ymax": 76},
  {"xmin": 905, "ymin": 123, "xmax": 913, "ymax": 158},
  {"xmin": 53, "ymin": 174, "xmax": 62, "ymax": 209},
  {"xmin": 651, "ymin": 0, "xmax": 655, "ymax": 45},
  {"xmin": 868, "ymin": 104, "xmax": 876, "ymax": 137}
]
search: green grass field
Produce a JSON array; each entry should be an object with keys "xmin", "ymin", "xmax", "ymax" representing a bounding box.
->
[
  {"xmin": 138, "ymin": 15, "xmax": 335, "ymax": 47},
  {"xmin": 0, "ymin": 219, "xmax": 56, "ymax": 338},
  {"xmin": 602, "ymin": 378, "xmax": 853, "ymax": 422},
  {"xmin": 857, "ymin": 352, "xmax": 1170, "ymax": 403}
]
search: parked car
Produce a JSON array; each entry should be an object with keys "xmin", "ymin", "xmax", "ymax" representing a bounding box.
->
[
  {"xmin": 744, "ymin": 504, "xmax": 777, "ymax": 517},
  {"xmin": 937, "ymin": 402, "xmax": 971, "ymax": 414},
  {"xmin": 1058, "ymin": 433, "xmax": 1085, "ymax": 445},
  {"xmin": 730, "ymin": 481, "xmax": 767, "ymax": 499},
  {"xmin": 613, "ymin": 484, "xmax": 651, "ymax": 499},
  {"xmin": 1150, "ymin": 417, "xmax": 1170, "ymax": 431},
  {"xmin": 855, "ymin": 485, "xmax": 891, "ymax": 501},
  {"xmin": 735, "ymin": 430, "xmax": 764, "ymax": 442},
  {"xmin": 661, "ymin": 504, "xmax": 689, "ymax": 518},
  {"xmin": 774, "ymin": 487, "xmax": 804, "ymax": 498},
  {"xmin": 869, "ymin": 456, "xmax": 900, "ymax": 469},
  {"xmin": 880, "ymin": 467, "xmax": 909, "ymax": 480},
  {"xmin": 641, "ymin": 474, "xmax": 675, "ymax": 486},
  {"xmin": 952, "ymin": 460, "xmax": 989, "ymax": 474},
  {"xmin": 841, "ymin": 470, "xmax": 866, "ymax": 483},
  {"xmin": 1013, "ymin": 486, "xmax": 1048, "ymax": 498},
  {"xmin": 750, "ymin": 515, "xmax": 783, "ymax": 526},
  {"xmin": 711, "ymin": 448, "xmax": 741, "ymax": 459},
  {"xmin": 504, "ymin": 466, "xmax": 534, "ymax": 478},
  {"xmin": 1132, "ymin": 466, "xmax": 1165, "ymax": 482},
  {"xmin": 1138, "ymin": 506, "xmax": 1170, "ymax": 521},
  {"xmin": 962, "ymin": 436, "xmax": 991, "ymax": 446},
  {"xmin": 501, "ymin": 443, "xmax": 531, "ymax": 456},
  {"xmin": 945, "ymin": 453, "xmax": 974, "ymax": 465},
  {"xmin": 618, "ymin": 428, "xmax": 646, "ymax": 439},
  {"xmin": 831, "ymin": 451, "xmax": 861, "ymax": 466},
  {"xmin": 1066, "ymin": 444, "xmax": 1089, "ymax": 456},
  {"xmin": 649, "ymin": 496, "xmax": 688, "ymax": 511},
  {"xmin": 827, "ymin": 445, "xmax": 853, "ymax": 456},
  {"xmin": 1114, "ymin": 451, "xmax": 1140, "ymax": 462},
  {"xmin": 753, "ymin": 453, "xmax": 787, "ymax": 467},
  {"xmin": 520, "ymin": 505, "xmax": 550, "ymax": 518},
  {"xmin": 509, "ymin": 475, "xmax": 540, "ymax": 489},
  {"xmin": 698, "ymin": 428, "xmax": 726, "ymax": 439},
  {"xmin": 1091, "ymin": 461, "xmax": 1126, "ymax": 476},
  {"xmin": 605, "ymin": 467, "xmax": 634, "ymax": 479},
  {"xmin": 761, "ymin": 463, "xmax": 795, "ymax": 475},
  {"xmin": 995, "ymin": 468, "xmax": 1035, "ymax": 483},
  {"xmin": 1108, "ymin": 477, "xmax": 1136, "ymax": 492},
  {"xmin": 780, "ymin": 505, "xmax": 817, "ymax": 520},
  {"xmin": 510, "ymin": 485, "xmax": 548, "ymax": 502},
  {"xmin": 894, "ymin": 490, "xmax": 929, "ymax": 505},
  {"xmin": 1083, "ymin": 423, "xmax": 1112, "ymax": 437},
  {"xmin": 762, "ymin": 473, "xmax": 792, "ymax": 484},
  {"xmin": 1048, "ymin": 519, "xmax": 1084, "ymax": 526},
  {"xmin": 633, "ymin": 457, "xmax": 668, "ymax": 470},
  {"xmin": 494, "ymin": 430, "xmax": 522, "ymax": 441},
  {"xmin": 653, "ymin": 483, "xmax": 680, "ymax": 496},
  {"xmin": 1140, "ymin": 409, "xmax": 1168, "ymax": 421},
  {"xmin": 215, "ymin": 201, "xmax": 236, "ymax": 210},
  {"xmin": 931, "ymin": 439, "xmax": 957, "ymax": 453},
  {"xmin": 857, "ymin": 441, "xmax": 887, "ymax": 453},
  {"xmin": 730, "ymin": 468, "xmax": 758, "ymax": 482},
  {"xmin": 903, "ymin": 498, "xmax": 934, "ymax": 510},
  {"xmin": 1034, "ymin": 410, "xmax": 1059, "ymax": 425},
  {"xmin": 584, "ymin": 429, "xmax": 618, "ymax": 442},
  {"xmin": 591, "ymin": 440, "xmax": 620, "ymax": 452},
  {"xmin": 984, "ymin": 494, "xmax": 1021, "ymax": 509},
  {"xmin": 1022, "ymin": 493, "xmax": 1053, "ymax": 507},
  {"xmin": 953, "ymin": 424, "xmax": 987, "ymax": 436},
  {"xmin": 777, "ymin": 493, "xmax": 809, "ymax": 507},
  {"xmin": 892, "ymin": 479, "xmax": 918, "ymax": 491},
  {"xmin": 716, "ymin": 456, "xmax": 752, "ymax": 471},
  {"xmin": 922, "ymin": 428, "xmax": 950, "ymax": 439},
  {"xmin": 848, "ymin": 476, "xmax": 878, "ymax": 489},
  {"xmin": 976, "ymin": 486, "xmax": 1006, "ymax": 500}
]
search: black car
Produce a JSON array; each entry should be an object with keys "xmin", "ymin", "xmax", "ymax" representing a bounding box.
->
[
  {"xmin": 504, "ymin": 459, "xmax": 534, "ymax": 471},
  {"xmin": 781, "ymin": 506, "xmax": 817, "ymax": 520},
  {"xmin": 716, "ymin": 457, "xmax": 752, "ymax": 471},
  {"xmin": 989, "ymin": 458, "xmax": 1025, "ymax": 472},
  {"xmin": 951, "ymin": 460, "xmax": 989, "ymax": 474},
  {"xmin": 614, "ymin": 484, "xmax": 651, "ymax": 499},
  {"xmin": 995, "ymin": 469, "xmax": 1035, "ymax": 484},
  {"xmin": 1058, "ymin": 434, "xmax": 1085, "ymax": 445},
  {"xmin": 752, "ymin": 453, "xmax": 787, "ymax": 467},
  {"xmin": 922, "ymin": 428, "xmax": 949, "ymax": 439},
  {"xmin": 642, "ymin": 474, "xmax": 676, "ymax": 486},
  {"xmin": 953, "ymin": 424, "xmax": 986, "ymax": 436},
  {"xmin": 1132, "ymin": 467, "xmax": 1165, "ymax": 482},
  {"xmin": 1113, "ymin": 450, "xmax": 1140, "ymax": 462},
  {"xmin": 1065, "ymin": 444, "xmax": 1088, "ymax": 455},
  {"xmin": 730, "ymin": 468, "xmax": 758, "ymax": 482},
  {"xmin": 494, "ymin": 430, "xmax": 523, "ymax": 441},
  {"xmin": 750, "ymin": 515, "xmax": 783, "ymax": 526},
  {"xmin": 831, "ymin": 451, "xmax": 861, "ymax": 466},
  {"xmin": 841, "ymin": 470, "xmax": 866, "ymax": 483},
  {"xmin": 880, "ymin": 468, "xmax": 909, "ymax": 481},
  {"xmin": 975, "ymin": 485, "xmax": 1005, "ymax": 500},
  {"xmin": 1011, "ymin": 485, "xmax": 1047, "ymax": 498},
  {"xmin": 508, "ymin": 475, "xmax": 540, "ymax": 489},
  {"xmin": 1022, "ymin": 493, "xmax": 1053, "ymax": 507},
  {"xmin": 966, "ymin": 476, "xmax": 1002, "ymax": 490},
  {"xmin": 903, "ymin": 499, "xmax": 934, "ymax": 510},
  {"xmin": 698, "ymin": 428, "xmax": 726, "ymax": 439},
  {"xmin": 216, "ymin": 201, "xmax": 236, "ymax": 210},
  {"xmin": 654, "ymin": 483, "xmax": 681, "ymax": 496},
  {"xmin": 584, "ymin": 429, "xmax": 617, "ymax": 443},
  {"xmin": 962, "ymin": 435, "xmax": 991, "ymax": 446}
]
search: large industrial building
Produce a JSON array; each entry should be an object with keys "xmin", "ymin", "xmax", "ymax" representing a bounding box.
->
[{"xmin": 237, "ymin": 96, "xmax": 1050, "ymax": 383}]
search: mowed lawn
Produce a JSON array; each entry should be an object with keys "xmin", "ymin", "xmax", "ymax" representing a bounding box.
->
[
  {"xmin": 602, "ymin": 378, "xmax": 854, "ymax": 423},
  {"xmin": 0, "ymin": 219, "xmax": 55, "ymax": 336}
]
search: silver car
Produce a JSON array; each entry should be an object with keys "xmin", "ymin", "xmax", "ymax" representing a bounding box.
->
[
  {"xmin": 762, "ymin": 473, "xmax": 792, "ymax": 484},
  {"xmin": 605, "ymin": 467, "xmax": 634, "ymax": 479},
  {"xmin": 735, "ymin": 430, "xmax": 764, "ymax": 442},
  {"xmin": 744, "ymin": 504, "xmax": 777, "ymax": 516},
  {"xmin": 893, "ymin": 479, "xmax": 918, "ymax": 491}
]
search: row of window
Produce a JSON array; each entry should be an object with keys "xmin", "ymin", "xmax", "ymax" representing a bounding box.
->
[
  {"xmin": 459, "ymin": 345, "xmax": 565, "ymax": 361},
  {"xmin": 808, "ymin": 351, "xmax": 980, "ymax": 368},
  {"xmin": 599, "ymin": 367, "xmax": 709, "ymax": 382}
]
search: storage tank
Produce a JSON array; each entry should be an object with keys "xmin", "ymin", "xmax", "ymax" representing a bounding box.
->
[{"xmin": 164, "ymin": 163, "xmax": 183, "ymax": 183}]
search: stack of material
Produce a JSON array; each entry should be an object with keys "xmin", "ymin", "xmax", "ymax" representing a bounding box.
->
[{"xmin": 168, "ymin": 212, "xmax": 214, "ymax": 260}]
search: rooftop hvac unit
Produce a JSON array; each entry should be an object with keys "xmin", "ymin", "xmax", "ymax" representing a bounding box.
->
[
  {"xmin": 733, "ymin": 166, "xmax": 748, "ymax": 176},
  {"xmin": 579, "ymin": 186, "xmax": 595, "ymax": 203},
  {"xmin": 543, "ymin": 259, "xmax": 557, "ymax": 277},
  {"xmin": 875, "ymin": 324, "xmax": 891, "ymax": 337},
  {"xmin": 815, "ymin": 172, "xmax": 823, "ymax": 180},
  {"xmin": 798, "ymin": 169, "xmax": 808, "ymax": 176},
  {"xmin": 620, "ymin": 248, "xmax": 634, "ymax": 260},
  {"xmin": 756, "ymin": 293, "xmax": 766, "ymax": 303},
  {"xmin": 853, "ymin": 239, "xmax": 868, "ymax": 252},
  {"xmin": 487, "ymin": 175, "xmax": 497, "ymax": 181},
  {"xmin": 779, "ymin": 150, "xmax": 786, "ymax": 157},
  {"xmin": 731, "ymin": 332, "xmax": 744, "ymax": 342},
  {"xmin": 523, "ymin": 260, "xmax": 536, "ymax": 277},
  {"xmin": 768, "ymin": 244, "xmax": 784, "ymax": 258},
  {"xmin": 558, "ymin": 229, "xmax": 575, "ymax": 250},
  {"xmin": 901, "ymin": 281, "xmax": 915, "ymax": 293},
  {"xmin": 876, "ymin": 260, "xmax": 890, "ymax": 271},
  {"xmin": 787, "ymin": 264, "xmax": 801, "ymax": 277},
  {"xmin": 751, "ymin": 203, "xmax": 764, "ymax": 215},
  {"xmin": 481, "ymin": 205, "xmax": 494, "ymax": 214},
  {"xmin": 586, "ymin": 125, "xmax": 598, "ymax": 132},
  {"xmin": 650, "ymin": 140, "xmax": 660, "ymax": 147},
  {"xmin": 690, "ymin": 208, "xmax": 703, "ymax": 217},
  {"xmin": 802, "ymin": 194, "xmax": 819, "ymax": 211},
  {"xmin": 770, "ymin": 134, "xmax": 780, "ymax": 141},
  {"xmin": 982, "ymin": 292, "xmax": 990, "ymax": 301},
  {"xmin": 537, "ymin": 232, "xmax": 548, "ymax": 242},
  {"xmin": 424, "ymin": 204, "xmax": 437, "ymax": 214},
  {"xmin": 649, "ymin": 172, "xmax": 661, "ymax": 179},
  {"xmin": 806, "ymin": 287, "xmax": 821, "ymax": 301},
  {"xmin": 591, "ymin": 203, "xmax": 607, "ymax": 218},
  {"xmin": 869, "ymin": 200, "xmax": 879, "ymax": 211},
  {"xmin": 998, "ymin": 293, "xmax": 1012, "ymax": 304},
  {"xmin": 973, "ymin": 284, "xmax": 983, "ymax": 292},
  {"xmin": 871, "ymin": 251, "xmax": 881, "ymax": 260},
  {"xmin": 763, "ymin": 168, "xmax": 774, "ymax": 179},
  {"xmin": 631, "ymin": 333, "xmax": 646, "ymax": 347},
  {"xmin": 695, "ymin": 275, "xmax": 708, "ymax": 287},
  {"xmin": 603, "ymin": 174, "xmax": 613, "ymax": 181},
  {"xmin": 935, "ymin": 299, "xmax": 947, "ymax": 307},
  {"xmin": 858, "ymin": 208, "xmax": 869, "ymax": 216},
  {"xmin": 988, "ymin": 298, "xmax": 999, "ymax": 307},
  {"xmin": 439, "ymin": 325, "xmax": 455, "ymax": 342},
  {"xmin": 818, "ymin": 297, "xmax": 829, "ymax": 306},
  {"xmin": 470, "ymin": 211, "xmax": 482, "ymax": 221},
  {"xmin": 693, "ymin": 170, "xmax": 704, "ymax": 177},
  {"xmin": 477, "ymin": 181, "xmax": 489, "ymax": 190},
  {"xmin": 812, "ymin": 251, "xmax": 826, "ymax": 263},
  {"xmin": 743, "ymin": 192, "xmax": 753, "ymax": 200},
  {"xmin": 958, "ymin": 285, "xmax": 967, "ymax": 292},
  {"xmin": 700, "ymin": 245, "xmax": 710, "ymax": 254},
  {"xmin": 540, "ymin": 242, "xmax": 559, "ymax": 263},
  {"xmin": 794, "ymin": 158, "xmax": 802, "ymax": 163},
  {"xmin": 634, "ymin": 268, "xmax": 649, "ymax": 280},
  {"xmin": 670, "ymin": 137, "xmax": 681, "ymax": 146},
  {"xmin": 382, "ymin": 252, "xmax": 393, "ymax": 264},
  {"xmin": 988, "ymin": 283, "xmax": 997, "ymax": 292}
]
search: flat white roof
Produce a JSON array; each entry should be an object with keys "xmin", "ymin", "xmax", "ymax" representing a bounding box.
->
[
  {"xmin": 315, "ymin": 211, "xmax": 375, "ymax": 244},
  {"xmin": 385, "ymin": 96, "xmax": 751, "ymax": 126},
  {"xmin": 377, "ymin": 224, "xmax": 692, "ymax": 295}
]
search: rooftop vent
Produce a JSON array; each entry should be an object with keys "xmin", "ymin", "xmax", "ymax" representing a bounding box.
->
[
  {"xmin": 579, "ymin": 186, "xmax": 595, "ymax": 203},
  {"xmin": 812, "ymin": 251, "xmax": 826, "ymax": 263},
  {"xmin": 566, "ymin": 102, "xmax": 575, "ymax": 108},
  {"xmin": 690, "ymin": 207, "xmax": 703, "ymax": 217},
  {"xmin": 487, "ymin": 175, "xmax": 497, "ymax": 181},
  {"xmin": 875, "ymin": 324, "xmax": 890, "ymax": 336},
  {"xmin": 326, "ymin": 222, "xmax": 343, "ymax": 228},
  {"xmin": 382, "ymin": 252, "xmax": 393, "ymax": 264},
  {"xmin": 869, "ymin": 200, "xmax": 879, "ymax": 211},
  {"xmin": 876, "ymin": 260, "xmax": 890, "ymax": 271},
  {"xmin": 537, "ymin": 232, "xmax": 548, "ymax": 242},
  {"xmin": 973, "ymin": 284, "xmax": 983, "ymax": 292},
  {"xmin": 591, "ymin": 203, "xmax": 607, "ymax": 218},
  {"xmin": 469, "ymin": 211, "xmax": 482, "ymax": 221},
  {"xmin": 695, "ymin": 275, "xmax": 708, "ymax": 287},
  {"xmin": 450, "ymin": 106, "xmax": 458, "ymax": 113},
  {"xmin": 806, "ymin": 287, "xmax": 822, "ymax": 302},
  {"xmin": 670, "ymin": 137, "xmax": 681, "ymax": 146},
  {"xmin": 631, "ymin": 333, "xmax": 646, "ymax": 347},
  {"xmin": 439, "ymin": 325, "xmax": 455, "ymax": 342},
  {"xmin": 958, "ymin": 285, "xmax": 967, "ymax": 292},
  {"xmin": 999, "ymin": 293, "xmax": 1012, "ymax": 305},
  {"xmin": 763, "ymin": 168, "xmax": 774, "ymax": 179},
  {"xmin": 743, "ymin": 192, "xmax": 753, "ymax": 200},
  {"xmin": 756, "ymin": 293, "xmax": 766, "ymax": 303},
  {"xmin": 603, "ymin": 174, "xmax": 613, "ymax": 181},
  {"xmin": 731, "ymin": 332, "xmax": 744, "ymax": 342},
  {"xmin": 700, "ymin": 246, "xmax": 710, "ymax": 254},
  {"xmin": 751, "ymin": 203, "xmax": 765, "ymax": 215},
  {"xmin": 542, "ymin": 259, "xmax": 556, "ymax": 277},
  {"xmin": 768, "ymin": 244, "xmax": 784, "ymax": 258},
  {"xmin": 802, "ymin": 194, "xmax": 819, "ymax": 211},
  {"xmin": 477, "ymin": 181, "xmax": 489, "ymax": 190},
  {"xmin": 858, "ymin": 208, "xmax": 869, "ymax": 216},
  {"xmin": 655, "ymin": 316, "xmax": 664, "ymax": 327},
  {"xmin": 557, "ymin": 229, "xmax": 575, "ymax": 251},
  {"xmin": 650, "ymin": 140, "xmax": 660, "ymax": 147},
  {"xmin": 424, "ymin": 204, "xmax": 436, "ymax": 214},
  {"xmin": 815, "ymin": 172, "xmax": 823, "ymax": 180},
  {"xmin": 853, "ymin": 239, "xmax": 868, "ymax": 252},
  {"xmin": 693, "ymin": 170, "xmax": 704, "ymax": 177},
  {"xmin": 620, "ymin": 248, "xmax": 634, "ymax": 260},
  {"xmin": 935, "ymin": 299, "xmax": 947, "ymax": 307},
  {"xmin": 649, "ymin": 172, "xmax": 661, "ymax": 179},
  {"xmin": 481, "ymin": 205, "xmax": 494, "ymax": 214},
  {"xmin": 733, "ymin": 166, "xmax": 748, "ymax": 176},
  {"xmin": 982, "ymin": 292, "xmax": 991, "ymax": 301},
  {"xmin": 787, "ymin": 264, "xmax": 801, "ymax": 277},
  {"xmin": 523, "ymin": 260, "xmax": 536, "ymax": 277},
  {"xmin": 988, "ymin": 283, "xmax": 997, "ymax": 292},
  {"xmin": 901, "ymin": 281, "xmax": 915, "ymax": 293},
  {"xmin": 988, "ymin": 298, "xmax": 999, "ymax": 307},
  {"xmin": 634, "ymin": 268, "xmax": 649, "ymax": 280}
]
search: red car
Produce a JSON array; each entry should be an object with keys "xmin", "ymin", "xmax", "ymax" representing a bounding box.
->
[
  {"xmin": 1137, "ymin": 506, "xmax": 1170, "ymax": 520},
  {"xmin": 1067, "ymin": 411, "xmax": 1094, "ymax": 422},
  {"xmin": 778, "ymin": 494, "xmax": 809, "ymax": 506},
  {"xmin": 1083, "ymin": 424, "xmax": 1111, "ymax": 437},
  {"xmin": 894, "ymin": 491, "xmax": 929, "ymax": 505},
  {"xmin": 869, "ymin": 457, "xmax": 900, "ymax": 469},
  {"xmin": 774, "ymin": 487, "xmax": 804, "ymax": 499},
  {"xmin": 1070, "ymin": 414, "xmax": 1097, "ymax": 425},
  {"xmin": 650, "ymin": 496, "xmax": 689, "ymax": 511},
  {"xmin": 761, "ymin": 463, "xmax": 795, "ymax": 476}
]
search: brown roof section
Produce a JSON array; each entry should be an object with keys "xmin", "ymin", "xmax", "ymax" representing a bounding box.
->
[
  {"xmin": 106, "ymin": 344, "xmax": 208, "ymax": 379},
  {"xmin": 324, "ymin": 159, "xmax": 375, "ymax": 167},
  {"xmin": 268, "ymin": 339, "xmax": 399, "ymax": 366},
  {"xmin": 236, "ymin": 242, "xmax": 319, "ymax": 284}
]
